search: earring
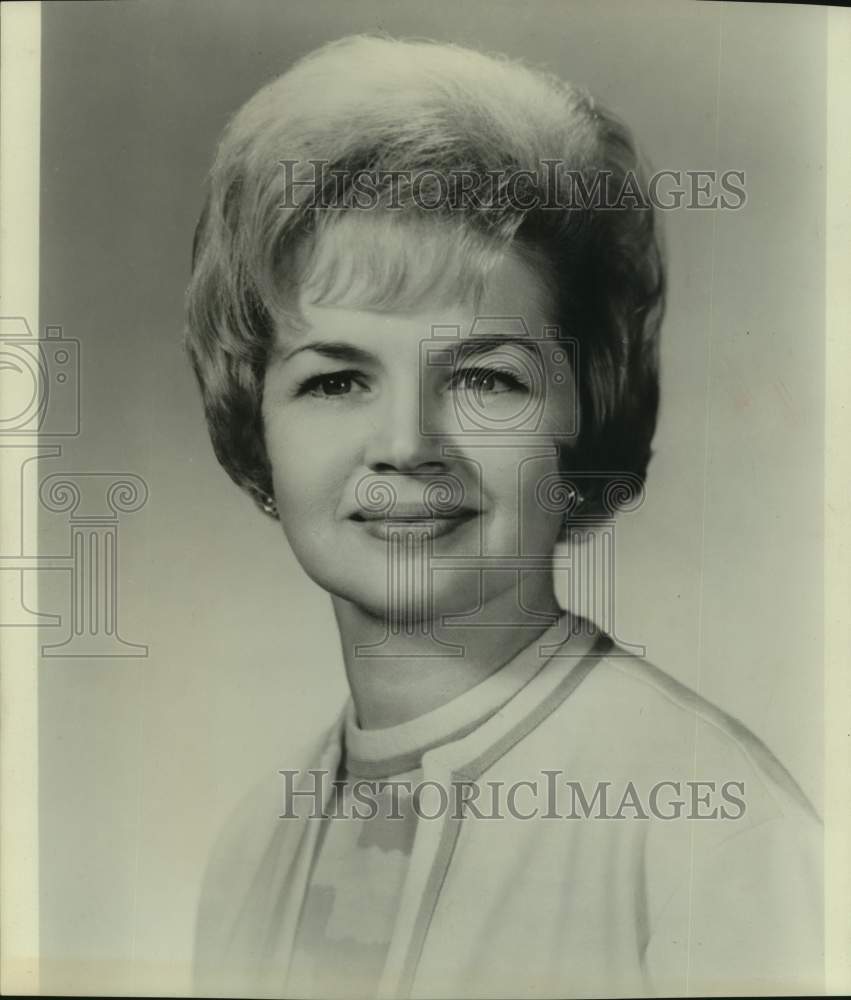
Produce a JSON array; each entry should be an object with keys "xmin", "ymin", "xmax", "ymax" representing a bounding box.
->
[
  {"xmin": 261, "ymin": 493, "xmax": 278, "ymax": 517},
  {"xmin": 561, "ymin": 486, "xmax": 584, "ymax": 525}
]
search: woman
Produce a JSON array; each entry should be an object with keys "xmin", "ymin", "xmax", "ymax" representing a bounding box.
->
[{"xmin": 185, "ymin": 35, "xmax": 821, "ymax": 999}]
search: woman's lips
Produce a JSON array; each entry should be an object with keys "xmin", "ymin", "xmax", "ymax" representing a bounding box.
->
[{"xmin": 350, "ymin": 509, "xmax": 478, "ymax": 541}]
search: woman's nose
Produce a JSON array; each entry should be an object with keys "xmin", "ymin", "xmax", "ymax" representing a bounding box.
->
[{"xmin": 363, "ymin": 383, "xmax": 447, "ymax": 473}]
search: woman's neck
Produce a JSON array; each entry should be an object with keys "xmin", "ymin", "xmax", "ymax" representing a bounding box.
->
[{"xmin": 331, "ymin": 569, "xmax": 566, "ymax": 730}]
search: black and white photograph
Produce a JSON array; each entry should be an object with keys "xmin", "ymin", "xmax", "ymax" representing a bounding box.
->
[{"xmin": 1, "ymin": 1, "xmax": 849, "ymax": 997}]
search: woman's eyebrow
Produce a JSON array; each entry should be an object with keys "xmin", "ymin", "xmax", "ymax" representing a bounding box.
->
[
  {"xmin": 273, "ymin": 333, "xmax": 543, "ymax": 366},
  {"xmin": 276, "ymin": 340, "xmax": 377, "ymax": 365},
  {"xmin": 457, "ymin": 335, "xmax": 544, "ymax": 359}
]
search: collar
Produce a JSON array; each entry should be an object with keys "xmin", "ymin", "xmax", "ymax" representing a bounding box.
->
[
  {"xmin": 321, "ymin": 612, "xmax": 610, "ymax": 785},
  {"xmin": 343, "ymin": 611, "xmax": 590, "ymax": 778},
  {"xmin": 287, "ymin": 614, "xmax": 613, "ymax": 1000}
]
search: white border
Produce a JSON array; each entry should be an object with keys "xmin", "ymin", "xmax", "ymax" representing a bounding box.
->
[
  {"xmin": 825, "ymin": 6, "xmax": 851, "ymax": 996},
  {"xmin": 0, "ymin": 1, "xmax": 41, "ymax": 995}
]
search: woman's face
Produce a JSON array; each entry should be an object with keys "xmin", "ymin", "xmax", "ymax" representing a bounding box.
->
[{"xmin": 261, "ymin": 248, "xmax": 577, "ymax": 621}]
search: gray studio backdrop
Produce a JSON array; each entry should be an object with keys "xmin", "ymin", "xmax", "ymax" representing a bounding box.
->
[{"xmin": 37, "ymin": 0, "xmax": 825, "ymax": 994}]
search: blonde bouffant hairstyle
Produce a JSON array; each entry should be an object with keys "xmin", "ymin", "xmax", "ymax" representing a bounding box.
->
[{"xmin": 185, "ymin": 35, "xmax": 664, "ymax": 519}]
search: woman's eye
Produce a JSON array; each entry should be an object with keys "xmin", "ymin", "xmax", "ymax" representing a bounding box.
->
[
  {"xmin": 450, "ymin": 366, "xmax": 527, "ymax": 395},
  {"xmin": 297, "ymin": 371, "xmax": 364, "ymax": 399}
]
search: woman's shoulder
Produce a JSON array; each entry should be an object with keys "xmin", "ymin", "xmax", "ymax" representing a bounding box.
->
[
  {"xmin": 529, "ymin": 637, "xmax": 820, "ymax": 827},
  {"xmin": 199, "ymin": 710, "xmax": 343, "ymax": 866},
  {"xmin": 192, "ymin": 708, "xmax": 345, "ymax": 995},
  {"xmin": 543, "ymin": 641, "xmax": 823, "ymax": 993}
]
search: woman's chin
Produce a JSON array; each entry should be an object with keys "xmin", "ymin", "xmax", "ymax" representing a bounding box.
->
[{"xmin": 324, "ymin": 575, "xmax": 483, "ymax": 627}]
